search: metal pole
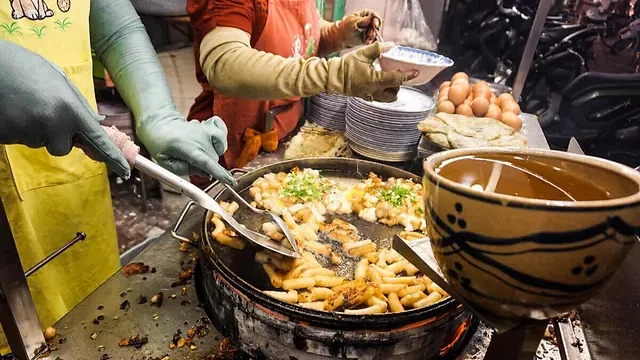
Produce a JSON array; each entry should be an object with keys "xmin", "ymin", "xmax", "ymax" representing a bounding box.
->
[
  {"xmin": 24, "ymin": 232, "xmax": 86, "ymax": 278},
  {"xmin": 0, "ymin": 200, "xmax": 47, "ymax": 360},
  {"xmin": 512, "ymin": 0, "xmax": 555, "ymax": 100}
]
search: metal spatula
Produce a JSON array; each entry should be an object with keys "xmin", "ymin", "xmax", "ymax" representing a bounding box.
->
[{"xmin": 393, "ymin": 235, "xmax": 520, "ymax": 333}]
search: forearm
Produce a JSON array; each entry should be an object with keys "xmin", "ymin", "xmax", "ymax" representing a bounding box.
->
[
  {"xmin": 89, "ymin": 0, "xmax": 178, "ymax": 135},
  {"xmin": 200, "ymin": 27, "xmax": 329, "ymax": 100}
]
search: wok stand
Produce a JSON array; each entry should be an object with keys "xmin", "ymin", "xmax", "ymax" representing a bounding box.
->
[{"xmin": 393, "ymin": 236, "xmax": 582, "ymax": 360}]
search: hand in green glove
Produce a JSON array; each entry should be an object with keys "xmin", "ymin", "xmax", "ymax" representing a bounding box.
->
[
  {"xmin": 319, "ymin": 9, "xmax": 382, "ymax": 55},
  {"xmin": 0, "ymin": 40, "xmax": 131, "ymax": 178},
  {"xmin": 138, "ymin": 114, "xmax": 233, "ymax": 184},
  {"xmin": 327, "ymin": 42, "xmax": 417, "ymax": 102},
  {"xmin": 90, "ymin": 0, "xmax": 235, "ymax": 185}
]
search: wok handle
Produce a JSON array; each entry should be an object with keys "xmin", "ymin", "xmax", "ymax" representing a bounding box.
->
[{"xmin": 170, "ymin": 200, "xmax": 199, "ymax": 245}]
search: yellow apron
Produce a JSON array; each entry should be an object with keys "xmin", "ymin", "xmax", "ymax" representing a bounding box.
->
[{"xmin": 0, "ymin": 0, "xmax": 120, "ymax": 354}]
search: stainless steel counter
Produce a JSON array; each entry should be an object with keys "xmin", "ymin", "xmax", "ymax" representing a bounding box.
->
[{"xmin": 51, "ymin": 209, "xmax": 229, "ymax": 360}]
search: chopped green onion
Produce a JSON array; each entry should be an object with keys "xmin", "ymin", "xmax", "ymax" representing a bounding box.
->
[
  {"xmin": 281, "ymin": 172, "xmax": 329, "ymax": 201},
  {"xmin": 381, "ymin": 185, "xmax": 416, "ymax": 207}
]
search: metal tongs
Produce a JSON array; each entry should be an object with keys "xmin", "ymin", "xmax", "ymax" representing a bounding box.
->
[
  {"xmin": 221, "ymin": 183, "xmax": 300, "ymax": 255},
  {"xmin": 101, "ymin": 126, "xmax": 299, "ymax": 258},
  {"xmin": 134, "ymin": 156, "xmax": 300, "ymax": 258}
]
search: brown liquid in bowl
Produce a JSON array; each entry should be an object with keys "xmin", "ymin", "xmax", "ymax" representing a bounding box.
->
[{"xmin": 435, "ymin": 154, "xmax": 639, "ymax": 201}]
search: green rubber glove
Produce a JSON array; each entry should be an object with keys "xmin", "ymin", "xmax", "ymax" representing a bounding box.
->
[
  {"xmin": 0, "ymin": 40, "xmax": 131, "ymax": 178},
  {"xmin": 90, "ymin": 0, "xmax": 235, "ymax": 185}
]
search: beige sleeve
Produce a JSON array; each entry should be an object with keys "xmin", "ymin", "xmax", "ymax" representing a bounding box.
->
[{"xmin": 199, "ymin": 27, "xmax": 330, "ymax": 100}]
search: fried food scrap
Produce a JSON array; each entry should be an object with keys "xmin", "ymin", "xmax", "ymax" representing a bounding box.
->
[
  {"xmin": 179, "ymin": 241, "xmax": 191, "ymax": 252},
  {"xmin": 218, "ymin": 338, "xmax": 242, "ymax": 359},
  {"xmin": 122, "ymin": 262, "xmax": 150, "ymax": 277},
  {"xmin": 118, "ymin": 334, "xmax": 148, "ymax": 349},
  {"xmin": 151, "ymin": 292, "xmax": 164, "ymax": 307},
  {"xmin": 171, "ymin": 279, "xmax": 189, "ymax": 288},
  {"xmin": 399, "ymin": 231, "xmax": 427, "ymax": 241},
  {"xmin": 43, "ymin": 326, "xmax": 56, "ymax": 340}
]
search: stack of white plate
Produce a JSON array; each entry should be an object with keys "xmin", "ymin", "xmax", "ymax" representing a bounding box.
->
[
  {"xmin": 309, "ymin": 93, "xmax": 348, "ymax": 131},
  {"xmin": 346, "ymin": 87, "xmax": 434, "ymax": 162}
]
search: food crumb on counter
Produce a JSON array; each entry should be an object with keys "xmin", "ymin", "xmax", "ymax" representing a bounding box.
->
[
  {"xmin": 44, "ymin": 326, "xmax": 56, "ymax": 340},
  {"xmin": 118, "ymin": 334, "xmax": 148, "ymax": 349},
  {"xmin": 122, "ymin": 262, "xmax": 150, "ymax": 276},
  {"xmin": 119, "ymin": 299, "xmax": 130, "ymax": 311},
  {"xmin": 151, "ymin": 292, "xmax": 164, "ymax": 307}
]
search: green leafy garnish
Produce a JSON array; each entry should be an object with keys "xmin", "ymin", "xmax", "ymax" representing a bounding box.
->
[
  {"xmin": 381, "ymin": 185, "xmax": 416, "ymax": 207},
  {"xmin": 416, "ymin": 207, "xmax": 424, "ymax": 215},
  {"xmin": 281, "ymin": 172, "xmax": 329, "ymax": 201}
]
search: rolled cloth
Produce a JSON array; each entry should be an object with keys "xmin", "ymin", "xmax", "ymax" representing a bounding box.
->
[{"xmin": 101, "ymin": 126, "xmax": 140, "ymax": 166}]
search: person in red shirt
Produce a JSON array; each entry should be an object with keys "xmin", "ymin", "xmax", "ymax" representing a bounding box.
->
[{"xmin": 187, "ymin": 0, "xmax": 418, "ymax": 177}]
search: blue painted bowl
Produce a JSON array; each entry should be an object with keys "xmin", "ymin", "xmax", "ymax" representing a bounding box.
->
[
  {"xmin": 423, "ymin": 148, "xmax": 640, "ymax": 320},
  {"xmin": 379, "ymin": 46, "xmax": 454, "ymax": 86}
]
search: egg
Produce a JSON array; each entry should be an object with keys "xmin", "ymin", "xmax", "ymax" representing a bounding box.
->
[
  {"xmin": 451, "ymin": 77, "xmax": 468, "ymax": 85},
  {"xmin": 448, "ymin": 85, "xmax": 467, "ymax": 106},
  {"xmin": 490, "ymin": 93, "xmax": 499, "ymax": 105},
  {"xmin": 451, "ymin": 72, "xmax": 469, "ymax": 82},
  {"xmin": 485, "ymin": 104, "xmax": 502, "ymax": 120},
  {"xmin": 455, "ymin": 104, "xmax": 474, "ymax": 116},
  {"xmin": 471, "ymin": 97, "xmax": 490, "ymax": 117},
  {"xmin": 501, "ymin": 112, "xmax": 522, "ymax": 130},
  {"xmin": 501, "ymin": 101, "xmax": 521, "ymax": 115},
  {"xmin": 464, "ymin": 93, "xmax": 474, "ymax": 105},
  {"xmin": 437, "ymin": 100, "xmax": 455, "ymax": 114},
  {"xmin": 478, "ymin": 87, "xmax": 493, "ymax": 100},
  {"xmin": 439, "ymin": 81, "xmax": 451, "ymax": 91},
  {"xmin": 498, "ymin": 93, "xmax": 515, "ymax": 106},
  {"xmin": 450, "ymin": 81, "xmax": 471, "ymax": 97},
  {"xmin": 439, "ymin": 87, "xmax": 449, "ymax": 99},
  {"xmin": 473, "ymin": 81, "xmax": 489, "ymax": 94}
]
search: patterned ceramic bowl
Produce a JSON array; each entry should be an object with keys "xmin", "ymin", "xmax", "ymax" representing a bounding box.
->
[
  {"xmin": 423, "ymin": 148, "xmax": 640, "ymax": 320},
  {"xmin": 379, "ymin": 46, "xmax": 454, "ymax": 86}
]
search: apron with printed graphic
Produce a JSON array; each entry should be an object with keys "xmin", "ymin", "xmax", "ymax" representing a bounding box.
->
[
  {"xmin": 0, "ymin": 0, "xmax": 120, "ymax": 353},
  {"xmin": 212, "ymin": 0, "xmax": 321, "ymax": 168}
]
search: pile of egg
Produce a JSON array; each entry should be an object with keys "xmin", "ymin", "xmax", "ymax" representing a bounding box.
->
[{"xmin": 436, "ymin": 72, "xmax": 522, "ymax": 131}]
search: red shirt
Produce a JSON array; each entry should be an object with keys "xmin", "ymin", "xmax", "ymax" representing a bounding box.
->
[{"xmin": 186, "ymin": 0, "xmax": 270, "ymax": 121}]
